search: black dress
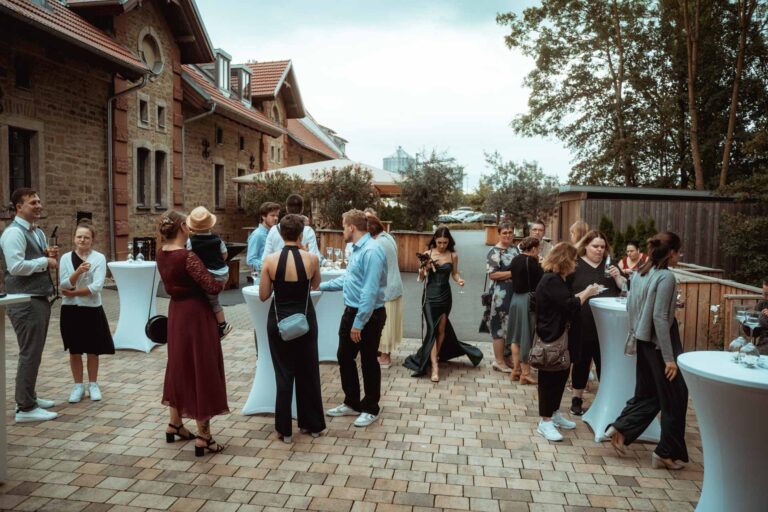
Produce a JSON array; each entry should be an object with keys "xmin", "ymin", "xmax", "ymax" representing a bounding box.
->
[
  {"xmin": 60, "ymin": 252, "xmax": 115, "ymax": 356},
  {"xmin": 403, "ymin": 262, "xmax": 483, "ymax": 376},
  {"xmin": 267, "ymin": 246, "xmax": 325, "ymax": 437}
]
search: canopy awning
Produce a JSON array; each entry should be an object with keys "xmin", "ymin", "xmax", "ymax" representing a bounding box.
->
[{"xmin": 232, "ymin": 159, "xmax": 401, "ymax": 196}]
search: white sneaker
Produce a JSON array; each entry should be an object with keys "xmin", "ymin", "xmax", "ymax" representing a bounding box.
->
[
  {"xmin": 326, "ymin": 404, "xmax": 360, "ymax": 417},
  {"xmin": 15, "ymin": 407, "xmax": 58, "ymax": 423},
  {"xmin": 552, "ymin": 410, "xmax": 576, "ymax": 430},
  {"xmin": 88, "ymin": 382, "xmax": 102, "ymax": 401},
  {"xmin": 36, "ymin": 398, "xmax": 55, "ymax": 409},
  {"xmin": 353, "ymin": 412, "xmax": 378, "ymax": 427},
  {"xmin": 537, "ymin": 420, "xmax": 563, "ymax": 442},
  {"xmin": 68, "ymin": 384, "xmax": 85, "ymax": 403}
]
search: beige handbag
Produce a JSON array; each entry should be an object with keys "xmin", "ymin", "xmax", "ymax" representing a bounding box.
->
[{"xmin": 529, "ymin": 326, "xmax": 570, "ymax": 372}]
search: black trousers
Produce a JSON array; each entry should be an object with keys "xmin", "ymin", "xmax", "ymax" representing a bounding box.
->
[
  {"xmin": 611, "ymin": 325, "xmax": 689, "ymax": 462},
  {"xmin": 337, "ymin": 307, "xmax": 386, "ymax": 415},
  {"xmin": 572, "ymin": 334, "xmax": 601, "ymax": 390},
  {"xmin": 538, "ymin": 368, "xmax": 570, "ymax": 417}
]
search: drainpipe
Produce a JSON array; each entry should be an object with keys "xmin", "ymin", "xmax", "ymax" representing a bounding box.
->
[
  {"xmin": 182, "ymin": 102, "xmax": 217, "ymax": 203},
  {"xmin": 106, "ymin": 74, "xmax": 149, "ymax": 262}
]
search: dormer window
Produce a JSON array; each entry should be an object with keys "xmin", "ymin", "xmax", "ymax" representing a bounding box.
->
[
  {"xmin": 231, "ymin": 65, "xmax": 252, "ymax": 106},
  {"xmin": 215, "ymin": 49, "xmax": 231, "ymax": 94}
]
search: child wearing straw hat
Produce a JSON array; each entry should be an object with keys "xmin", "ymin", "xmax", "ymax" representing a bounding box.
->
[{"xmin": 186, "ymin": 206, "xmax": 232, "ymax": 339}]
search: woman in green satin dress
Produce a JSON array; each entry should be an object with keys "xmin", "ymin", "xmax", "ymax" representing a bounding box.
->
[{"xmin": 403, "ymin": 227, "xmax": 484, "ymax": 381}]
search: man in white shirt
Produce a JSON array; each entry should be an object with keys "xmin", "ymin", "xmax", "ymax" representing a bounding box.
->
[
  {"xmin": 262, "ymin": 194, "xmax": 323, "ymax": 261},
  {"xmin": 0, "ymin": 188, "xmax": 59, "ymax": 423}
]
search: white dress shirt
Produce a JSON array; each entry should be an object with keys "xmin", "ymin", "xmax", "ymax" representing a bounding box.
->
[
  {"xmin": 0, "ymin": 216, "xmax": 49, "ymax": 275},
  {"xmin": 59, "ymin": 250, "xmax": 107, "ymax": 307},
  {"xmin": 263, "ymin": 223, "xmax": 323, "ymax": 261}
]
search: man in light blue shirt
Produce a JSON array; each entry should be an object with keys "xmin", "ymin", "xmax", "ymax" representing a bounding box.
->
[
  {"xmin": 246, "ymin": 201, "xmax": 280, "ymax": 273},
  {"xmin": 320, "ymin": 209, "xmax": 387, "ymax": 427}
]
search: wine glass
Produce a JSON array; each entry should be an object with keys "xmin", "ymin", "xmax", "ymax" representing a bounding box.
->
[
  {"xmin": 126, "ymin": 242, "xmax": 134, "ymax": 263},
  {"xmin": 729, "ymin": 335, "xmax": 747, "ymax": 363},
  {"xmin": 334, "ymin": 248, "xmax": 342, "ymax": 269},
  {"xmin": 325, "ymin": 246, "xmax": 333, "ymax": 267},
  {"xmin": 604, "ymin": 255, "xmax": 612, "ymax": 278},
  {"xmin": 136, "ymin": 241, "xmax": 145, "ymax": 262},
  {"xmin": 740, "ymin": 341, "xmax": 760, "ymax": 368},
  {"xmin": 743, "ymin": 312, "xmax": 761, "ymax": 343},
  {"xmin": 619, "ymin": 280, "xmax": 628, "ymax": 303}
]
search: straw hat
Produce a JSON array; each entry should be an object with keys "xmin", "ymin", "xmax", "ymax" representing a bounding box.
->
[{"xmin": 186, "ymin": 206, "xmax": 217, "ymax": 232}]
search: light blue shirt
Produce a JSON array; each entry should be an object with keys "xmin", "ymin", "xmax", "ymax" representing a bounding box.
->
[
  {"xmin": 0, "ymin": 216, "xmax": 49, "ymax": 275},
  {"xmin": 246, "ymin": 224, "xmax": 269, "ymax": 271},
  {"xmin": 320, "ymin": 232, "xmax": 387, "ymax": 330}
]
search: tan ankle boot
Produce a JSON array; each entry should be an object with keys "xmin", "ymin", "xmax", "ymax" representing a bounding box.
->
[{"xmin": 519, "ymin": 363, "xmax": 537, "ymax": 385}]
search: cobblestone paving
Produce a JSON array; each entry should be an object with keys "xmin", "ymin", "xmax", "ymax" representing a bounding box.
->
[{"xmin": 0, "ymin": 289, "xmax": 703, "ymax": 511}]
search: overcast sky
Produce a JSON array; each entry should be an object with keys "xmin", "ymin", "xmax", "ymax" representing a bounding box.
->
[{"xmin": 196, "ymin": 0, "xmax": 572, "ymax": 191}]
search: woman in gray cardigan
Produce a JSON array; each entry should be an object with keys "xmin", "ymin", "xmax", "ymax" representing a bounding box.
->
[{"xmin": 606, "ymin": 232, "xmax": 688, "ymax": 470}]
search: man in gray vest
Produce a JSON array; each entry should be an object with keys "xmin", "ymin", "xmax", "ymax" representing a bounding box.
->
[{"xmin": 0, "ymin": 188, "xmax": 58, "ymax": 422}]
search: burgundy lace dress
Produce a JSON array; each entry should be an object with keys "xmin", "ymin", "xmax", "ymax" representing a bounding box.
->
[{"xmin": 157, "ymin": 248, "xmax": 229, "ymax": 421}]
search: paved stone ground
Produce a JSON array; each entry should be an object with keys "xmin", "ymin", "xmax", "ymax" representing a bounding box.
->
[{"xmin": 0, "ymin": 289, "xmax": 704, "ymax": 511}]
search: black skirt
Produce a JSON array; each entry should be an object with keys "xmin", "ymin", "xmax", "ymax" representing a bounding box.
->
[{"xmin": 60, "ymin": 305, "xmax": 115, "ymax": 355}]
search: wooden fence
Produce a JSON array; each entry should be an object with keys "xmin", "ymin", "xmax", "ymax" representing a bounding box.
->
[
  {"xmin": 672, "ymin": 269, "xmax": 762, "ymax": 351},
  {"xmin": 317, "ymin": 230, "xmax": 434, "ymax": 273}
]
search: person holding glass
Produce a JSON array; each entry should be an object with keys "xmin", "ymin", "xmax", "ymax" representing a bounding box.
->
[
  {"xmin": 606, "ymin": 232, "xmax": 689, "ymax": 470},
  {"xmin": 404, "ymin": 226, "xmax": 483, "ymax": 382},
  {"xmin": 567, "ymin": 230, "xmax": 626, "ymax": 416},
  {"xmin": 485, "ymin": 222, "xmax": 519, "ymax": 374},
  {"xmin": 59, "ymin": 220, "xmax": 114, "ymax": 403},
  {"xmin": 506, "ymin": 237, "xmax": 543, "ymax": 385}
]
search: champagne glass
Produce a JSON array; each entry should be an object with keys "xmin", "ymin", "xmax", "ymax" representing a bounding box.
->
[
  {"xmin": 744, "ymin": 312, "xmax": 761, "ymax": 343},
  {"xmin": 136, "ymin": 241, "xmax": 145, "ymax": 262},
  {"xmin": 325, "ymin": 246, "xmax": 333, "ymax": 267},
  {"xmin": 619, "ymin": 280, "xmax": 628, "ymax": 303},
  {"xmin": 126, "ymin": 242, "xmax": 134, "ymax": 263},
  {"xmin": 334, "ymin": 248, "xmax": 342, "ymax": 269},
  {"xmin": 604, "ymin": 255, "xmax": 612, "ymax": 278}
]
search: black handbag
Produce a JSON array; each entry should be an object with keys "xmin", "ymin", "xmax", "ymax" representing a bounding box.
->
[
  {"xmin": 481, "ymin": 273, "xmax": 492, "ymax": 307},
  {"xmin": 479, "ymin": 273, "xmax": 491, "ymax": 333},
  {"xmin": 144, "ymin": 265, "xmax": 167, "ymax": 344}
]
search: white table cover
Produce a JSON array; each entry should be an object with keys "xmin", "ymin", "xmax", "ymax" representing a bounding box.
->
[
  {"xmin": 316, "ymin": 268, "xmax": 346, "ymax": 362},
  {"xmin": 107, "ymin": 261, "xmax": 160, "ymax": 353},
  {"xmin": 583, "ymin": 297, "xmax": 661, "ymax": 442},
  {"xmin": 0, "ymin": 294, "xmax": 31, "ymax": 482},
  {"xmin": 241, "ymin": 286, "xmax": 321, "ymax": 415},
  {"xmin": 678, "ymin": 351, "xmax": 768, "ymax": 512}
]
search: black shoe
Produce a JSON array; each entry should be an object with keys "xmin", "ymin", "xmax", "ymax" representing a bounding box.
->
[
  {"xmin": 570, "ymin": 397, "xmax": 585, "ymax": 416},
  {"xmin": 218, "ymin": 322, "xmax": 233, "ymax": 340}
]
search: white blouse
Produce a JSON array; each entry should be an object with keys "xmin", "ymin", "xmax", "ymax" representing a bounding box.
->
[{"xmin": 59, "ymin": 250, "xmax": 107, "ymax": 307}]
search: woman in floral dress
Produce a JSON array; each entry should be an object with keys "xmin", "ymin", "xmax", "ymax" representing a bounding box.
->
[{"xmin": 485, "ymin": 222, "xmax": 519, "ymax": 374}]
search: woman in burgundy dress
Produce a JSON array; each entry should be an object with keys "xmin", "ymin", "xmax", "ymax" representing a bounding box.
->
[{"xmin": 156, "ymin": 210, "xmax": 229, "ymax": 457}]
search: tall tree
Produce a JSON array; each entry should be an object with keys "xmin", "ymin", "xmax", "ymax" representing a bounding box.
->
[
  {"xmin": 678, "ymin": 0, "xmax": 705, "ymax": 189},
  {"xmin": 399, "ymin": 151, "xmax": 464, "ymax": 232}
]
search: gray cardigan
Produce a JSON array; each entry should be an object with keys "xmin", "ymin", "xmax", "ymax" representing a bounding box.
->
[{"xmin": 627, "ymin": 267, "xmax": 678, "ymax": 363}]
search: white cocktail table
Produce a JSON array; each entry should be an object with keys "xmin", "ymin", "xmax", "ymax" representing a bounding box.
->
[
  {"xmin": 317, "ymin": 269, "xmax": 346, "ymax": 362},
  {"xmin": 107, "ymin": 261, "xmax": 160, "ymax": 352},
  {"xmin": 583, "ymin": 297, "xmax": 661, "ymax": 442},
  {"xmin": 241, "ymin": 286, "xmax": 321, "ymax": 415},
  {"xmin": 0, "ymin": 293, "xmax": 31, "ymax": 481},
  {"xmin": 678, "ymin": 351, "xmax": 768, "ymax": 512}
]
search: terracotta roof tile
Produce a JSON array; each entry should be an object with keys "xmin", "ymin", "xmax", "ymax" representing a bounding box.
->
[
  {"xmin": 246, "ymin": 60, "xmax": 290, "ymax": 97},
  {"xmin": 182, "ymin": 65, "xmax": 285, "ymax": 137},
  {"xmin": 0, "ymin": 0, "xmax": 147, "ymax": 76},
  {"xmin": 287, "ymin": 118, "xmax": 342, "ymax": 160}
]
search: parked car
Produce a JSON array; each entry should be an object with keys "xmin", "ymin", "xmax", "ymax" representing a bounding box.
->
[
  {"xmin": 462, "ymin": 212, "xmax": 485, "ymax": 223},
  {"xmin": 436, "ymin": 214, "xmax": 460, "ymax": 224},
  {"xmin": 452, "ymin": 211, "xmax": 477, "ymax": 222}
]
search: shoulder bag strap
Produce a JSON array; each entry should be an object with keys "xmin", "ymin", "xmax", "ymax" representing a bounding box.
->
[{"xmin": 148, "ymin": 263, "xmax": 157, "ymax": 320}]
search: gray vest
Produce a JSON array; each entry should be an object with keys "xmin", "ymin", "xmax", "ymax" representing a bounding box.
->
[{"xmin": 4, "ymin": 221, "xmax": 54, "ymax": 296}]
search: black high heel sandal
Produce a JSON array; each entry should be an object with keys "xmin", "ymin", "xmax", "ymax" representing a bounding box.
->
[
  {"xmin": 165, "ymin": 423, "xmax": 194, "ymax": 443},
  {"xmin": 194, "ymin": 435, "xmax": 226, "ymax": 457}
]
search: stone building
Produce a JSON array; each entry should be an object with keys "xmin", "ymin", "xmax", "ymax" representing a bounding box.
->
[{"xmin": 0, "ymin": 0, "xmax": 347, "ymax": 260}]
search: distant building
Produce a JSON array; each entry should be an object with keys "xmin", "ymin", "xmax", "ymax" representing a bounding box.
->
[{"xmin": 383, "ymin": 146, "xmax": 415, "ymax": 174}]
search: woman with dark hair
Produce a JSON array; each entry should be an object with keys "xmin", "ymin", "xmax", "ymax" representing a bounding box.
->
[
  {"xmin": 156, "ymin": 210, "xmax": 228, "ymax": 456},
  {"xmin": 535, "ymin": 243, "xmax": 600, "ymax": 442},
  {"xmin": 485, "ymin": 222, "xmax": 519, "ymax": 374},
  {"xmin": 506, "ymin": 236, "xmax": 543, "ymax": 384},
  {"xmin": 260, "ymin": 214, "xmax": 324, "ymax": 442},
  {"xmin": 618, "ymin": 240, "xmax": 647, "ymax": 274},
  {"xmin": 606, "ymin": 232, "xmax": 688, "ymax": 470},
  {"xmin": 404, "ymin": 226, "xmax": 483, "ymax": 381},
  {"xmin": 567, "ymin": 230, "xmax": 626, "ymax": 416}
]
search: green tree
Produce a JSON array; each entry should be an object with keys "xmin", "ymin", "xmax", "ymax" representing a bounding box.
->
[
  {"xmin": 463, "ymin": 180, "xmax": 492, "ymax": 212},
  {"xmin": 598, "ymin": 215, "xmax": 616, "ymax": 247},
  {"xmin": 310, "ymin": 165, "xmax": 380, "ymax": 229},
  {"xmin": 242, "ymin": 172, "xmax": 308, "ymax": 220},
  {"xmin": 399, "ymin": 150, "xmax": 464, "ymax": 231},
  {"xmin": 720, "ymin": 212, "xmax": 768, "ymax": 286},
  {"xmin": 482, "ymin": 152, "xmax": 559, "ymax": 230}
]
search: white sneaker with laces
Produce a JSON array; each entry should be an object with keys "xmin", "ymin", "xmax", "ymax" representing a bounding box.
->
[
  {"xmin": 68, "ymin": 384, "xmax": 84, "ymax": 403},
  {"xmin": 537, "ymin": 420, "xmax": 563, "ymax": 442},
  {"xmin": 326, "ymin": 404, "xmax": 360, "ymax": 417},
  {"xmin": 88, "ymin": 382, "xmax": 102, "ymax": 401},
  {"xmin": 36, "ymin": 398, "xmax": 55, "ymax": 409},
  {"xmin": 353, "ymin": 412, "xmax": 379, "ymax": 427},
  {"xmin": 15, "ymin": 407, "xmax": 58, "ymax": 423},
  {"xmin": 552, "ymin": 410, "xmax": 576, "ymax": 430}
]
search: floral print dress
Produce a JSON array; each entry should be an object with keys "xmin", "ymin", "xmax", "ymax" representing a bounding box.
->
[{"xmin": 486, "ymin": 245, "xmax": 519, "ymax": 340}]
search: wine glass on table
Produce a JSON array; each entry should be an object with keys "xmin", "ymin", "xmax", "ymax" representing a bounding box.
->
[
  {"xmin": 604, "ymin": 255, "xmax": 612, "ymax": 279},
  {"xmin": 136, "ymin": 241, "xmax": 145, "ymax": 262},
  {"xmin": 334, "ymin": 248, "xmax": 342, "ymax": 269},
  {"xmin": 325, "ymin": 246, "xmax": 333, "ymax": 268},
  {"xmin": 740, "ymin": 312, "xmax": 762, "ymax": 367},
  {"xmin": 126, "ymin": 242, "xmax": 134, "ymax": 263}
]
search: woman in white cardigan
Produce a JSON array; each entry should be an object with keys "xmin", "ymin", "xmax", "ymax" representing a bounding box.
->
[{"xmin": 59, "ymin": 220, "xmax": 114, "ymax": 403}]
